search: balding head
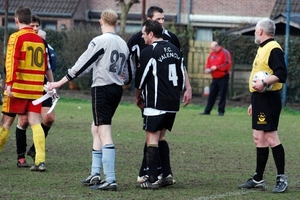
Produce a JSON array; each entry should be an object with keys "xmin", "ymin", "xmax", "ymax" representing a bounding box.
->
[{"xmin": 210, "ymin": 41, "xmax": 220, "ymax": 52}]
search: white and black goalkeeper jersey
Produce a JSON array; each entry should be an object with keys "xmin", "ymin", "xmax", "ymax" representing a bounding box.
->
[
  {"xmin": 66, "ymin": 32, "xmax": 132, "ymax": 87},
  {"xmin": 135, "ymin": 40, "xmax": 185, "ymax": 112}
]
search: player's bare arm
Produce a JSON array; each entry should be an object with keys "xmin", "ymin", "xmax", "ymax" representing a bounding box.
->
[
  {"xmin": 182, "ymin": 69, "xmax": 192, "ymax": 106},
  {"xmin": 48, "ymin": 76, "xmax": 69, "ymax": 91},
  {"xmin": 46, "ymin": 69, "xmax": 54, "ymax": 82},
  {"xmin": 135, "ymin": 88, "xmax": 144, "ymax": 109}
]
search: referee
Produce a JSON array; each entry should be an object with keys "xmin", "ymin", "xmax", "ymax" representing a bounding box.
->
[{"xmin": 238, "ymin": 18, "xmax": 288, "ymax": 193}]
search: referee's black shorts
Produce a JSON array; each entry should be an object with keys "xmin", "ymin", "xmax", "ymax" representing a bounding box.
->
[
  {"xmin": 143, "ymin": 112, "xmax": 176, "ymax": 132},
  {"xmin": 251, "ymin": 91, "xmax": 282, "ymax": 131},
  {"xmin": 92, "ymin": 84, "xmax": 123, "ymax": 126}
]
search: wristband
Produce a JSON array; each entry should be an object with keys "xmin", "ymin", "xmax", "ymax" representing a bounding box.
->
[{"xmin": 262, "ymin": 79, "xmax": 268, "ymax": 87}]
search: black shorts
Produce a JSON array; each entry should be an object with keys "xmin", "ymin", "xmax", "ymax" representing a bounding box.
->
[
  {"xmin": 251, "ymin": 91, "xmax": 282, "ymax": 131},
  {"xmin": 143, "ymin": 112, "xmax": 176, "ymax": 132},
  {"xmin": 92, "ymin": 84, "xmax": 123, "ymax": 126},
  {"xmin": 42, "ymin": 97, "xmax": 52, "ymax": 107},
  {"xmin": 42, "ymin": 87, "xmax": 52, "ymax": 107}
]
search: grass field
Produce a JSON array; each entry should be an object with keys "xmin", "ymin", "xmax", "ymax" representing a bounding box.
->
[{"xmin": 0, "ymin": 97, "xmax": 300, "ymax": 200}]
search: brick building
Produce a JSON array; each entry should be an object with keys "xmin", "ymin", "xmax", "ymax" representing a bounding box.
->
[{"xmin": 0, "ymin": 0, "xmax": 280, "ymax": 40}]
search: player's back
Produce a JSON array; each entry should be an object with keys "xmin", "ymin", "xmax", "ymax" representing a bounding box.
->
[
  {"xmin": 6, "ymin": 27, "xmax": 47, "ymax": 99},
  {"xmin": 91, "ymin": 33, "xmax": 129, "ymax": 87},
  {"xmin": 128, "ymin": 29, "xmax": 180, "ymax": 70},
  {"xmin": 138, "ymin": 40, "xmax": 184, "ymax": 111}
]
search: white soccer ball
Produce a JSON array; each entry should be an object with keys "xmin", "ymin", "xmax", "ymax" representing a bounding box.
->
[{"xmin": 252, "ymin": 71, "xmax": 273, "ymax": 93}]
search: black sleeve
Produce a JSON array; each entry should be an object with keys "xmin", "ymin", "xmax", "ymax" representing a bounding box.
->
[
  {"xmin": 268, "ymin": 48, "xmax": 287, "ymax": 83},
  {"xmin": 135, "ymin": 47, "xmax": 152, "ymax": 89},
  {"xmin": 42, "ymin": 39, "xmax": 53, "ymax": 71},
  {"xmin": 124, "ymin": 54, "xmax": 133, "ymax": 85}
]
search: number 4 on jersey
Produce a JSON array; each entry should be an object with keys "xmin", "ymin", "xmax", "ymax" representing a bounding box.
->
[{"xmin": 168, "ymin": 64, "xmax": 178, "ymax": 86}]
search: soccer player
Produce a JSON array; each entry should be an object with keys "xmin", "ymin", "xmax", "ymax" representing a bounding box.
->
[
  {"xmin": 238, "ymin": 18, "xmax": 288, "ymax": 193},
  {"xmin": 15, "ymin": 15, "xmax": 56, "ymax": 167},
  {"xmin": 48, "ymin": 9, "xmax": 132, "ymax": 191},
  {"xmin": 135, "ymin": 20, "xmax": 185, "ymax": 189},
  {"xmin": 127, "ymin": 5, "xmax": 192, "ymax": 184},
  {"xmin": 0, "ymin": 6, "xmax": 51, "ymax": 172}
]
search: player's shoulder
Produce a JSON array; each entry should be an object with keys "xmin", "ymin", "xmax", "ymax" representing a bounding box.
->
[
  {"xmin": 160, "ymin": 40, "xmax": 180, "ymax": 52},
  {"xmin": 129, "ymin": 31, "xmax": 142, "ymax": 39},
  {"xmin": 141, "ymin": 44, "xmax": 153, "ymax": 52},
  {"xmin": 128, "ymin": 31, "xmax": 143, "ymax": 44},
  {"xmin": 163, "ymin": 29, "xmax": 178, "ymax": 39},
  {"xmin": 47, "ymin": 44, "xmax": 55, "ymax": 51},
  {"xmin": 163, "ymin": 29, "xmax": 180, "ymax": 47},
  {"xmin": 91, "ymin": 33, "xmax": 120, "ymax": 45},
  {"xmin": 140, "ymin": 44, "xmax": 155, "ymax": 57}
]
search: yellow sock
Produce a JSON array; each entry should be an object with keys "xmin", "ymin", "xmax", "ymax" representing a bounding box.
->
[
  {"xmin": 32, "ymin": 124, "xmax": 45, "ymax": 165},
  {"xmin": 0, "ymin": 126, "xmax": 10, "ymax": 152}
]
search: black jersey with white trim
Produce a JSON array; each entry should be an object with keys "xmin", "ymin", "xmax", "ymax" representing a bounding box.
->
[
  {"xmin": 127, "ymin": 29, "xmax": 181, "ymax": 70},
  {"xmin": 135, "ymin": 40, "xmax": 185, "ymax": 112},
  {"xmin": 66, "ymin": 32, "xmax": 131, "ymax": 87}
]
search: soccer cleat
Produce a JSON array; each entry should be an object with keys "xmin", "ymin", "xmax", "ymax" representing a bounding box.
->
[
  {"xmin": 158, "ymin": 174, "xmax": 175, "ymax": 187},
  {"xmin": 137, "ymin": 175, "xmax": 149, "ymax": 183},
  {"xmin": 26, "ymin": 149, "xmax": 36, "ymax": 162},
  {"xmin": 238, "ymin": 178, "xmax": 265, "ymax": 190},
  {"xmin": 81, "ymin": 174, "xmax": 101, "ymax": 186},
  {"xmin": 158, "ymin": 173, "xmax": 176, "ymax": 184},
  {"xmin": 137, "ymin": 180, "xmax": 159, "ymax": 189},
  {"xmin": 90, "ymin": 180, "xmax": 117, "ymax": 191},
  {"xmin": 17, "ymin": 158, "xmax": 30, "ymax": 168},
  {"xmin": 30, "ymin": 162, "xmax": 46, "ymax": 172},
  {"xmin": 272, "ymin": 175, "xmax": 288, "ymax": 193}
]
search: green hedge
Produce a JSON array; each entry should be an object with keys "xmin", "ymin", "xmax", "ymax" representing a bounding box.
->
[
  {"xmin": 0, "ymin": 27, "xmax": 299, "ymax": 103},
  {"xmin": 216, "ymin": 32, "xmax": 300, "ymax": 103}
]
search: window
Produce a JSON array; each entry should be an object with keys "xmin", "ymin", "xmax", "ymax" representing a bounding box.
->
[{"xmin": 195, "ymin": 28, "xmax": 213, "ymax": 41}]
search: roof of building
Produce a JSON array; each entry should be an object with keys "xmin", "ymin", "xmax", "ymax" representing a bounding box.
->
[
  {"xmin": 0, "ymin": 0, "xmax": 80, "ymax": 17},
  {"xmin": 271, "ymin": 0, "xmax": 300, "ymax": 18},
  {"xmin": 227, "ymin": 13, "xmax": 300, "ymax": 36}
]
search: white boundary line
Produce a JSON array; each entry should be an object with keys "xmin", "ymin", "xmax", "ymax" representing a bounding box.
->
[{"xmin": 190, "ymin": 180, "xmax": 299, "ymax": 200}]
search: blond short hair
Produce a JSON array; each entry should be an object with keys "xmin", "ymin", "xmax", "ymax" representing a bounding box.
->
[{"xmin": 101, "ymin": 9, "xmax": 118, "ymax": 26}]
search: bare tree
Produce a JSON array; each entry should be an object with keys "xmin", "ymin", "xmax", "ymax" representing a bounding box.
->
[{"xmin": 116, "ymin": 0, "xmax": 140, "ymax": 35}]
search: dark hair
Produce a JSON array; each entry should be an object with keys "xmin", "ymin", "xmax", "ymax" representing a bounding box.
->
[
  {"xmin": 15, "ymin": 6, "xmax": 31, "ymax": 24},
  {"xmin": 147, "ymin": 6, "xmax": 163, "ymax": 18},
  {"xmin": 142, "ymin": 20, "xmax": 163, "ymax": 38},
  {"xmin": 31, "ymin": 14, "xmax": 41, "ymax": 25}
]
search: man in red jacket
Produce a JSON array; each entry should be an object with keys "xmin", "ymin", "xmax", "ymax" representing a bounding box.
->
[{"xmin": 200, "ymin": 41, "xmax": 232, "ymax": 116}]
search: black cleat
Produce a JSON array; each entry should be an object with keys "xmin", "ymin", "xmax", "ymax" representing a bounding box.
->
[
  {"xmin": 81, "ymin": 174, "xmax": 101, "ymax": 186},
  {"xmin": 90, "ymin": 180, "xmax": 117, "ymax": 191},
  {"xmin": 272, "ymin": 175, "xmax": 288, "ymax": 193},
  {"xmin": 238, "ymin": 178, "xmax": 265, "ymax": 190}
]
